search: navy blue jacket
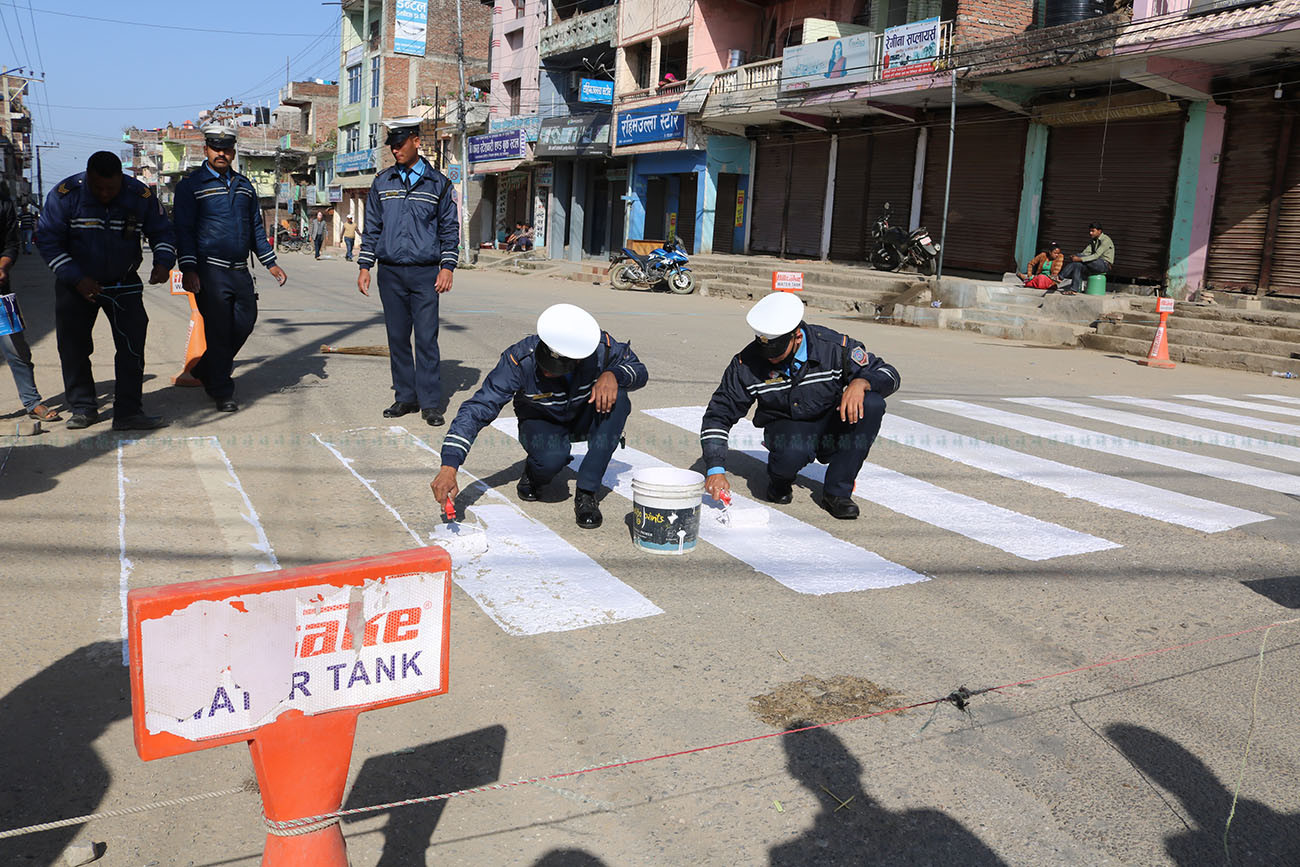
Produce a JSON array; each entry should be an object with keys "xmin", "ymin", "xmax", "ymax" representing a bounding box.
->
[
  {"xmin": 358, "ymin": 157, "xmax": 459, "ymax": 270},
  {"xmin": 172, "ymin": 162, "xmax": 276, "ymax": 273},
  {"xmin": 441, "ymin": 332, "xmax": 648, "ymax": 468},
  {"xmin": 37, "ymin": 173, "xmax": 176, "ymax": 287},
  {"xmin": 700, "ymin": 324, "xmax": 900, "ymax": 470}
]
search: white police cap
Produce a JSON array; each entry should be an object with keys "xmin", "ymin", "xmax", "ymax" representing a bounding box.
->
[
  {"xmin": 537, "ymin": 303, "xmax": 601, "ymax": 359},
  {"xmin": 382, "ymin": 116, "xmax": 423, "ymax": 144},
  {"xmin": 746, "ymin": 292, "xmax": 805, "ymax": 339},
  {"xmin": 201, "ymin": 123, "xmax": 238, "ymax": 147}
]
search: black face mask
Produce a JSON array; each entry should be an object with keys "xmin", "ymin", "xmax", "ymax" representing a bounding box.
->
[
  {"xmin": 757, "ymin": 331, "xmax": 795, "ymax": 361},
  {"xmin": 537, "ymin": 342, "xmax": 580, "ymax": 377}
]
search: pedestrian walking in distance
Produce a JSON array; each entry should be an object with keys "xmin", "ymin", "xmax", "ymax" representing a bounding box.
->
[
  {"xmin": 0, "ymin": 184, "xmax": 59, "ymax": 422},
  {"xmin": 36, "ymin": 151, "xmax": 176, "ymax": 431},
  {"xmin": 340, "ymin": 216, "xmax": 357, "ymax": 261},
  {"xmin": 310, "ymin": 210, "xmax": 326, "ymax": 259},
  {"xmin": 172, "ymin": 123, "xmax": 288, "ymax": 413},
  {"xmin": 357, "ymin": 116, "xmax": 460, "ymax": 426}
]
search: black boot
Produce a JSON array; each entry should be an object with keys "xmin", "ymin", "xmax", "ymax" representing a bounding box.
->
[
  {"xmin": 766, "ymin": 475, "xmax": 793, "ymax": 505},
  {"xmin": 574, "ymin": 488, "xmax": 602, "ymax": 529},
  {"xmin": 517, "ymin": 471, "xmax": 540, "ymax": 502},
  {"xmin": 822, "ymin": 494, "xmax": 859, "ymax": 520}
]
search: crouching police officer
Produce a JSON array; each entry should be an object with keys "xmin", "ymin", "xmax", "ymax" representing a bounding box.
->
[
  {"xmin": 430, "ymin": 304, "xmax": 648, "ymax": 529},
  {"xmin": 700, "ymin": 293, "xmax": 900, "ymax": 519},
  {"xmin": 37, "ymin": 151, "xmax": 176, "ymax": 430},
  {"xmin": 173, "ymin": 123, "xmax": 288, "ymax": 412}
]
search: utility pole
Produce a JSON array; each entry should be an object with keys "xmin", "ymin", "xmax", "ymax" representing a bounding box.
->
[
  {"xmin": 273, "ymin": 147, "xmax": 282, "ymax": 252},
  {"xmin": 455, "ymin": 0, "xmax": 471, "ymax": 259},
  {"xmin": 33, "ymin": 142, "xmax": 58, "ymax": 203}
]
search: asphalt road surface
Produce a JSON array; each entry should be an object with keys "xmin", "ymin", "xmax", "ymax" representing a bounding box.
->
[{"xmin": 1, "ymin": 249, "xmax": 1297, "ymax": 866}]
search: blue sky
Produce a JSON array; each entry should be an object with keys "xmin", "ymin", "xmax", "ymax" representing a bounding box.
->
[{"xmin": 1, "ymin": 0, "xmax": 343, "ymax": 193}]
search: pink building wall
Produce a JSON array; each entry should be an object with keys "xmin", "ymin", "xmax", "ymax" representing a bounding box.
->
[{"xmin": 490, "ymin": 0, "xmax": 542, "ymax": 119}]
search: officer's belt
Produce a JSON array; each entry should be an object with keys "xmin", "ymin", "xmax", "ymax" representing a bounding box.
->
[{"xmin": 198, "ymin": 257, "xmax": 249, "ymax": 271}]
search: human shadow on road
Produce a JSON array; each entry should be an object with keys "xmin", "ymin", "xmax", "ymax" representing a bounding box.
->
[
  {"xmin": 0, "ymin": 641, "xmax": 130, "ymax": 865},
  {"xmin": 1107, "ymin": 723, "xmax": 1300, "ymax": 865},
  {"xmin": 342, "ymin": 724, "xmax": 506, "ymax": 867},
  {"xmin": 769, "ymin": 723, "xmax": 1008, "ymax": 867},
  {"xmin": 533, "ymin": 849, "xmax": 608, "ymax": 866}
]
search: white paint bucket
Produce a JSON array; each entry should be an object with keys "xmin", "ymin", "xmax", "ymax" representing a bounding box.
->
[{"xmin": 631, "ymin": 467, "xmax": 704, "ymax": 555}]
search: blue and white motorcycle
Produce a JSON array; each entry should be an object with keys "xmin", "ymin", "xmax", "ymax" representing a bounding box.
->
[{"xmin": 610, "ymin": 236, "xmax": 695, "ymax": 295}]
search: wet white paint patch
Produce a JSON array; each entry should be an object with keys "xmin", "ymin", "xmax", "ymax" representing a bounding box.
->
[
  {"xmin": 646, "ymin": 407, "xmax": 1118, "ymax": 562},
  {"xmin": 907, "ymin": 400, "xmax": 1300, "ymax": 498},
  {"xmin": 493, "ymin": 418, "xmax": 928, "ymax": 595}
]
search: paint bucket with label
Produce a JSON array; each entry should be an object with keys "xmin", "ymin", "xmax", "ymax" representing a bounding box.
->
[
  {"xmin": 631, "ymin": 467, "xmax": 704, "ymax": 555},
  {"xmin": 0, "ymin": 294, "xmax": 24, "ymax": 337}
]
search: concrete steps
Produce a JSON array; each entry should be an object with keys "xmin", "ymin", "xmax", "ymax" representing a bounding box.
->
[{"xmin": 1080, "ymin": 332, "xmax": 1300, "ymax": 376}]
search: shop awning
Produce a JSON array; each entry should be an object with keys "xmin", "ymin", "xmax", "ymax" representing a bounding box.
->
[{"xmin": 470, "ymin": 158, "xmax": 527, "ymax": 175}]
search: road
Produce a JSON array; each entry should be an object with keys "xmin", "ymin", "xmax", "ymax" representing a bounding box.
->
[{"xmin": 1, "ymin": 249, "xmax": 1298, "ymax": 866}]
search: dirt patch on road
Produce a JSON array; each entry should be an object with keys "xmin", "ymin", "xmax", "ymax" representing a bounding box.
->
[{"xmin": 749, "ymin": 675, "xmax": 902, "ymax": 729}]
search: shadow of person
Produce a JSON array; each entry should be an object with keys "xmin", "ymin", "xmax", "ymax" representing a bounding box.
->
[
  {"xmin": 0, "ymin": 641, "xmax": 131, "ymax": 864},
  {"xmin": 532, "ymin": 849, "xmax": 609, "ymax": 866},
  {"xmin": 1107, "ymin": 723, "xmax": 1300, "ymax": 865},
  {"xmin": 770, "ymin": 723, "xmax": 1008, "ymax": 866},
  {"xmin": 342, "ymin": 724, "xmax": 506, "ymax": 867}
]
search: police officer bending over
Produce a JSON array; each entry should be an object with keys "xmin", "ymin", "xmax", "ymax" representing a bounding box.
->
[
  {"xmin": 37, "ymin": 151, "xmax": 176, "ymax": 431},
  {"xmin": 173, "ymin": 123, "xmax": 288, "ymax": 412},
  {"xmin": 357, "ymin": 116, "xmax": 460, "ymax": 426},
  {"xmin": 700, "ymin": 293, "xmax": 900, "ymax": 520},
  {"xmin": 430, "ymin": 304, "xmax": 648, "ymax": 529}
]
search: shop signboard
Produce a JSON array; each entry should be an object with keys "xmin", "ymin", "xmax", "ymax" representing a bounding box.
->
[
  {"xmin": 536, "ymin": 114, "xmax": 612, "ymax": 157},
  {"xmin": 780, "ymin": 31, "xmax": 877, "ymax": 92},
  {"xmin": 395, "ymin": 0, "xmax": 429, "ymax": 56},
  {"xmin": 489, "ymin": 115, "xmax": 542, "ymax": 142},
  {"xmin": 881, "ymin": 17, "xmax": 941, "ymax": 80},
  {"xmin": 468, "ymin": 129, "xmax": 527, "ymax": 164},
  {"xmin": 614, "ymin": 102, "xmax": 684, "ymax": 146},
  {"xmin": 578, "ymin": 79, "xmax": 614, "ymax": 104},
  {"xmin": 336, "ymin": 149, "xmax": 375, "ymax": 173}
]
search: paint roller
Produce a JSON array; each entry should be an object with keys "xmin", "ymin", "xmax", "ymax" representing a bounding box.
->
[
  {"xmin": 713, "ymin": 489, "xmax": 769, "ymax": 529},
  {"xmin": 428, "ymin": 495, "xmax": 489, "ymax": 559},
  {"xmin": 320, "ymin": 344, "xmax": 391, "ymax": 357}
]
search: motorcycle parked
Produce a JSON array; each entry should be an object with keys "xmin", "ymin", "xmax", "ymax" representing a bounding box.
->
[
  {"xmin": 869, "ymin": 202, "xmax": 939, "ymax": 276},
  {"xmin": 276, "ymin": 228, "xmax": 307, "ymax": 253},
  {"xmin": 609, "ymin": 236, "xmax": 695, "ymax": 294}
]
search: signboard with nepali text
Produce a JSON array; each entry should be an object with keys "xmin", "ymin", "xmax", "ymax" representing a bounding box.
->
[
  {"xmin": 468, "ymin": 129, "xmax": 527, "ymax": 164},
  {"xmin": 336, "ymin": 149, "xmax": 375, "ymax": 173},
  {"xmin": 772, "ymin": 271, "xmax": 804, "ymax": 291},
  {"xmin": 536, "ymin": 114, "xmax": 611, "ymax": 157},
  {"xmin": 395, "ymin": 0, "xmax": 429, "ymax": 56},
  {"xmin": 489, "ymin": 115, "xmax": 542, "ymax": 142},
  {"xmin": 882, "ymin": 17, "xmax": 941, "ymax": 80},
  {"xmin": 615, "ymin": 102, "xmax": 684, "ymax": 146},
  {"xmin": 129, "ymin": 549, "xmax": 451, "ymax": 759},
  {"xmin": 579, "ymin": 78, "xmax": 614, "ymax": 104},
  {"xmin": 780, "ymin": 31, "xmax": 878, "ymax": 92}
]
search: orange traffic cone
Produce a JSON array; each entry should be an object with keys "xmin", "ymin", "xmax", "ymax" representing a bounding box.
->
[
  {"xmin": 171, "ymin": 274, "xmax": 207, "ymax": 386},
  {"xmin": 1140, "ymin": 296, "xmax": 1176, "ymax": 369}
]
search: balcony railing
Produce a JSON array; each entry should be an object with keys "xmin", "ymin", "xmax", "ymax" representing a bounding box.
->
[{"xmin": 539, "ymin": 4, "xmax": 617, "ymax": 57}]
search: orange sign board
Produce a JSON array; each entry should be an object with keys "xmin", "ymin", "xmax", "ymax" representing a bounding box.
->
[{"xmin": 772, "ymin": 271, "xmax": 804, "ymax": 292}]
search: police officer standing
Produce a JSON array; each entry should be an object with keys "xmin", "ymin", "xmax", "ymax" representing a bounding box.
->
[
  {"xmin": 357, "ymin": 116, "xmax": 459, "ymax": 426},
  {"xmin": 430, "ymin": 304, "xmax": 648, "ymax": 529},
  {"xmin": 700, "ymin": 293, "xmax": 900, "ymax": 519},
  {"xmin": 173, "ymin": 123, "xmax": 287, "ymax": 413},
  {"xmin": 36, "ymin": 151, "xmax": 176, "ymax": 430}
]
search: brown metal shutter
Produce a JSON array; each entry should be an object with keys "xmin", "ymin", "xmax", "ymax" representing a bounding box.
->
[
  {"xmin": 678, "ymin": 174, "xmax": 698, "ymax": 253},
  {"xmin": 922, "ymin": 111, "xmax": 1027, "ymax": 272},
  {"xmin": 785, "ymin": 139, "xmax": 830, "ymax": 257},
  {"xmin": 1205, "ymin": 99, "xmax": 1279, "ymax": 290},
  {"xmin": 645, "ymin": 178, "xmax": 666, "ymax": 240},
  {"xmin": 831, "ymin": 134, "xmax": 871, "ymax": 260},
  {"xmin": 1038, "ymin": 114, "xmax": 1184, "ymax": 282},
  {"xmin": 866, "ymin": 127, "xmax": 917, "ymax": 241},
  {"xmin": 751, "ymin": 141, "xmax": 790, "ymax": 254},
  {"xmin": 1262, "ymin": 113, "xmax": 1300, "ymax": 292},
  {"xmin": 713, "ymin": 172, "xmax": 739, "ymax": 254}
]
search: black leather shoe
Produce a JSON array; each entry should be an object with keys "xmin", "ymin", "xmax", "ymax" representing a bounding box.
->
[
  {"xmin": 421, "ymin": 408, "xmax": 444, "ymax": 426},
  {"xmin": 112, "ymin": 413, "xmax": 168, "ymax": 431},
  {"xmin": 822, "ymin": 494, "xmax": 860, "ymax": 520},
  {"xmin": 383, "ymin": 401, "xmax": 419, "ymax": 418},
  {"xmin": 574, "ymin": 489, "xmax": 602, "ymax": 529},
  {"xmin": 66, "ymin": 411, "xmax": 98, "ymax": 430},
  {"xmin": 766, "ymin": 475, "xmax": 793, "ymax": 505},
  {"xmin": 215, "ymin": 398, "xmax": 238, "ymax": 413},
  {"xmin": 517, "ymin": 472, "xmax": 540, "ymax": 502}
]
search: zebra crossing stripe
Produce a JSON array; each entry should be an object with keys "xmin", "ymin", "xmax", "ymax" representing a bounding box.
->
[
  {"xmin": 1096, "ymin": 395, "xmax": 1300, "ymax": 438},
  {"xmin": 1008, "ymin": 397, "xmax": 1300, "ymax": 464},
  {"xmin": 1177, "ymin": 394, "xmax": 1300, "ymax": 419},
  {"xmin": 645, "ymin": 407, "xmax": 1118, "ymax": 561},
  {"xmin": 877, "ymin": 415, "xmax": 1266, "ymax": 533},
  {"xmin": 492, "ymin": 418, "xmax": 927, "ymax": 595},
  {"xmin": 313, "ymin": 427, "xmax": 662, "ymax": 636},
  {"xmin": 1247, "ymin": 394, "xmax": 1300, "ymax": 406},
  {"xmin": 907, "ymin": 400, "xmax": 1300, "ymax": 497}
]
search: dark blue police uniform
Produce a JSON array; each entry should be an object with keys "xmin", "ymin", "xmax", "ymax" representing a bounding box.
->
[
  {"xmin": 358, "ymin": 156, "xmax": 459, "ymax": 411},
  {"xmin": 36, "ymin": 173, "xmax": 176, "ymax": 418},
  {"xmin": 441, "ymin": 332, "xmax": 647, "ymax": 492},
  {"xmin": 700, "ymin": 324, "xmax": 900, "ymax": 498},
  {"xmin": 172, "ymin": 162, "xmax": 278, "ymax": 401}
]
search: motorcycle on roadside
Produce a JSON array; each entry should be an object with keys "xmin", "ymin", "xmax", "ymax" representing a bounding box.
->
[
  {"xmin": 609, "ymin": 236, "xmax": 696, "ymax": 295},
  {"xmin": 869, "ymin": 202, "xmax": 939, "ymax": 276}
]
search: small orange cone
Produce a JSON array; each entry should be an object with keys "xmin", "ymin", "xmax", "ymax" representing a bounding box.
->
[
  {"xmin": 1140, "ymin": 296, "xmax": 1176, "ymax": 369},
  {"xmin": 171, "ymin": 272, "xmax": 207, "ymax": 386}
]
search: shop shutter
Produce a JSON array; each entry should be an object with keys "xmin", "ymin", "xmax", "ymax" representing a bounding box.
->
[
  {"xmin": 713, "ymin": 172, "xmax": 739, "ymax": 254},
  {"xmin": 831, "ymin": 134, "xmax": 871, "ymax": 260},
  {"xmin": 922, "ymin": 111, "xmax": 1027, "ymax": 272},
  {"xmin": 751, "ymin": 140, "xmax": 791, "ymax": 254},
  {"xmin": 865, "ymin": 127, "xmax": 917, "ymax": 241},
  {"xmin": 1205, "ymin": 99, "xmax": 1279, "ymax": 290},
  {"xmin": 785, "ymin": 139, "xmax": 830, "ymax": 257},
  {"xmin": 1260, "ymin": 112, "xmax": 1300, "ymax": 292},
  {"xmin": 644, "ymin": 177, "xmax": 666, "ymax": 240},
  {"xmin": 1038, "ymin": 114, "xmax": 1184, "ymax": 282},
  {"xmin": 678, "ymin": 173, "xmax": 698, "ymax": 253}
]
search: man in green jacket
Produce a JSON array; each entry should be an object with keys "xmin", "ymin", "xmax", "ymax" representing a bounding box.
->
[{"xmin": 1056, "ymin": 221, "xmax": 1114, "ymax": 294}]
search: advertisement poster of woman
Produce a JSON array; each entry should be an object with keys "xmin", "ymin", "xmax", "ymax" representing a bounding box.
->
[{"xmin": 825, "ymin": 41, "xmax": 846, "ymax": 78}]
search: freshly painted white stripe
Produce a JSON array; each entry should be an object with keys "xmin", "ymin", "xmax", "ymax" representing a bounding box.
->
[
  {"xmin": 1248, "ymin": 394, "xmax": 1300, "ymax": 406},
  {"xmin": 1008, "ymin": 397, "xmax": 1300, "ymax": 463},
  {"xmin": 647, "ymin": 407, "xmax": 1118, "ymax": 561},
  {"xmin": 1097, "ymin": 395, "xmax": 1300, "ymax": 438},
  {"xmin": 876, "ymin": 415, "xmax": 1266, "ymax": 533},
  {"xmin": 116, "ymin": 444, "xmax": 132, "ymax": 664},
  {"xmin": 493, "ymin": 418, "xmax": 928, "ymax": 594},
  {"xmin": 908, "ymin": 400, "xmax": 1300, "ymax": 497},
  {"xmin": 318, "ymin": 427, "xmax": 662, "ymax": 635},
  {"xmin": 1177, "ymin": 394, "xmax": 1300, "ymax": 419}
]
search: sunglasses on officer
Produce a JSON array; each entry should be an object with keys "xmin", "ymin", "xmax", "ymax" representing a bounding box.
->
[
  {"xmin": 756, "ymin": 330, "xmax": 797, "ymax": 360},
  {"xmin": 537, "ymin": 342, "xmax": 581, "ymax": 377}
]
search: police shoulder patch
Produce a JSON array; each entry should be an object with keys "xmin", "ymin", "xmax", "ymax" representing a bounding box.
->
[
  {"xmin": 850, "ymin": 346, "xmax": 868, "ymax": 365},
  {"xmin": 57, "ymin": 182, "xmax": 70, "ymax": 195}
]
